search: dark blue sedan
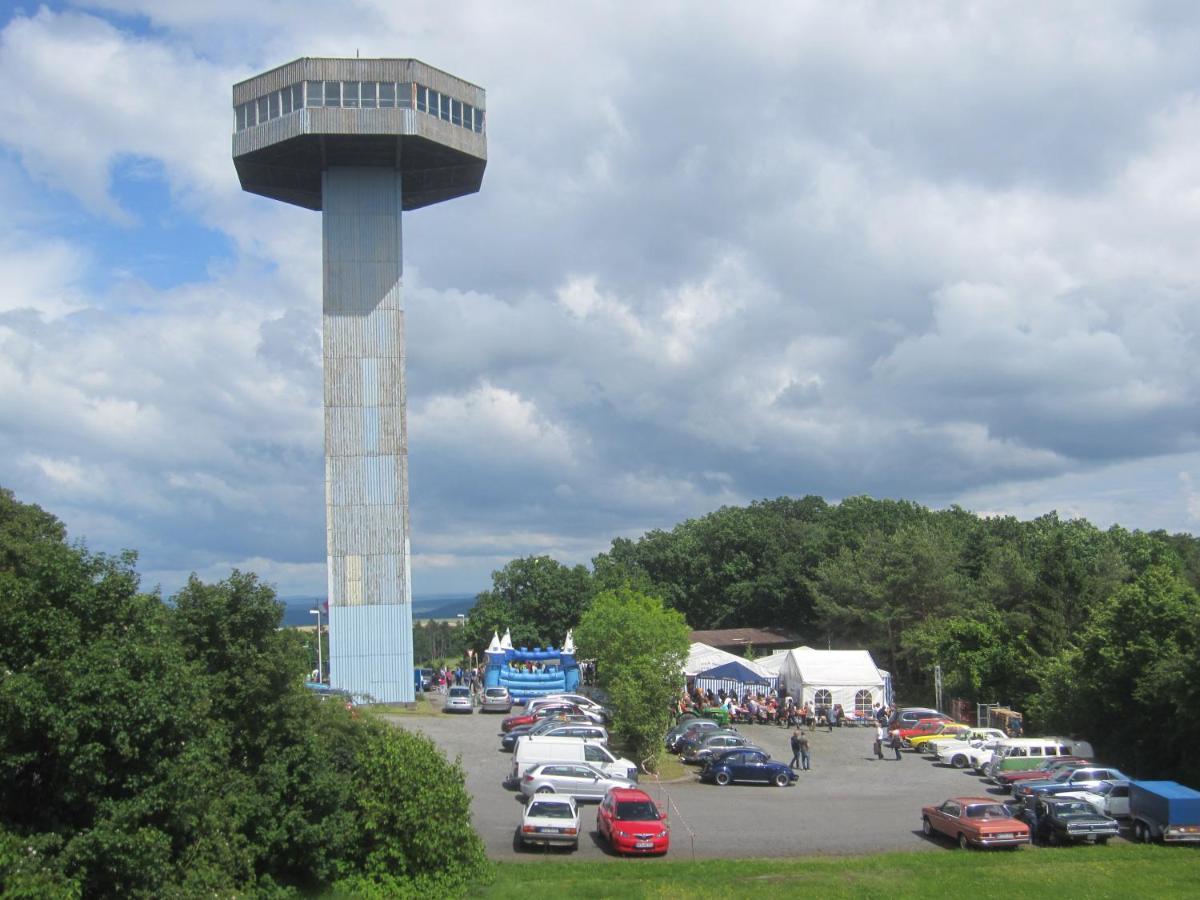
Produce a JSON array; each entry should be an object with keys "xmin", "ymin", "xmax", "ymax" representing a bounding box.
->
[{"xmin": 699, "ymin": 748, "xmax": 798, "ymax": 787}]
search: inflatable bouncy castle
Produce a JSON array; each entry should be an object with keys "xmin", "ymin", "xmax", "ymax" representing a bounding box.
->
[{"xmin": 483, "ymin": 628, "xmax": 581, "ymax": 702}]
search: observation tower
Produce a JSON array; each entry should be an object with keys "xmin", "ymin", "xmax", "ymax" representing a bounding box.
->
[{"xmin": 232, "ymin": 58, "xmax": 486, "ymax": 703}]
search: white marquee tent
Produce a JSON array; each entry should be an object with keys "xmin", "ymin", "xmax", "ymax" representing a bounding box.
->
[
  {"xmin": 778, "ymin": 646, "xmax": 889, "ymax": 716},
  {"xmin": 754, "ymin": 648, "xmax": 791, "ymax": 677},
  {"xmin": 684, "ymin": 642, "xmax": 773, "ymax": 679},
  {"xmin": 684, "ymin": 642, "xmax": 777, "ymax": 694}
]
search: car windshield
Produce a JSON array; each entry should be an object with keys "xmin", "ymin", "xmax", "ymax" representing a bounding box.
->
[
  {"xmin": 486, "ymin": 689, "xmax": 506, "ymax": 697},
  {"xmin": 615, "ymin": 801, "xmax": 659, "ymax": 821},
  {"xmin": 965, "ymin": 804, "xmax": 1008, "ymax": 818},
  {"xmin": 1054, "ymin": 801, "xmax": 1095, "ymax": 818},
  {"xmin": 527, "ymin": 801, "xmax": 574, "ymax": 819}
]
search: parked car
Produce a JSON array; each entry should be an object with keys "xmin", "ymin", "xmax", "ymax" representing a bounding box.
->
[
  {"xmin": 510, "ymin": 736, "xmax": 639, "ymax": 783},
  {"xmin": 1013, "ymin": 766, "xmax": 1130, "ymax": 802},
  {"xmin": 924, "ymin": 727, "xmax": 1006, "ymax": 759},
  {"xmin": 700, "ymin": 748, "xmax": 797, "ymax": 787},
  {"xmin": 519, "ymin": 763, "xmax": 635, "ymax": 802},
  {"xmin": 443, "ymin": 685, "xmax": 474, "ymax": 714},
  {"xmin": 890, "ymin": 708, "xmax": 947, "ymax": 730},
  {"xmin": 481, "ymin": 686, "xmax": 513, "ymax": 714},
  {"xmin": 1020, "ymin": 796, "xmax": 1120, "ymax": 845},
  {"xmin": 528, "ymin": 693, "xmax": 611, "ymax": 722},
  {"xmin": 1128, "ymin": 780, "xmax": 1200, "ymax": 844},
  {"xmin": 996, "ymin": 758, "xmax": 1088, "ymax": 790},
  {"xmin": 898, "ymin": 719, "xmax": 968, "ymax": 745},
  {"xmin": 666, "ymin": 718, "xmax": 723, "ymax": 752},
  {"xmin": 679, "ymin": 732, "xmax": 757, "ymax": 764},
  {"xmin": 517, "ymin": 795, "xmax": 580, "ymax": 851},
  {"xmin": 934, "ymin": 734, "xmax": 1009, "ymax": 769},
  {"xmin": 501, "ymin": 714, "xmax": 596, "ymax": 751},
  {"xmin": 596, "ymin": 787, "xmax": 669, "ymax": 856},
  {"xmin": 907, "ymin": 723, "xmax": 972, "ymax": 752},
  {"xmin": 502, "ymin": 703, "xmax": 588, "ymax": 732},
  {"xmin": 920, "ymin": 797, "xmax": 1031, "ymax": 849},
  {"xmin": 1057, "ymin": 780, "xmax": 1131, "ymax": 819}
]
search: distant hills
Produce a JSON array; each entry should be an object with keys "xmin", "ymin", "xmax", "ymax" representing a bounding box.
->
[{"xmin": 279, "ymin": 593, "xmax": 477, "ymax": 627}]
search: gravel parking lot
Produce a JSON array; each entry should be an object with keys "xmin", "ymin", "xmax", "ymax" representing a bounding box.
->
[{"xmin": 385, "ymin": 709, "xmax": 1037, "ymax": 861}]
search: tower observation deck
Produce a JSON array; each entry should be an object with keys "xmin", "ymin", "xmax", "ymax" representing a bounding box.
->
[{"xmin": 232, "ymin": 58, "xmax": 486, "ymax": 703}]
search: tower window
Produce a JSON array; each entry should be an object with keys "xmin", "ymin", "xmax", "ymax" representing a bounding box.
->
[
  {"xmin": 342, "ymin": 81, "xmax": 359, "ymax": 108},
  {"xmin": 361, "ymin": 82, "xmax": 377, "ymax": 108},
  {"xmin": 379, "ymin": 82, "xmax": 395, "ymax": 107}
]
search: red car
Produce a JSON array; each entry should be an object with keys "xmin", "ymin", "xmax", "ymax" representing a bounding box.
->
[
  {"xmin": 500, "ymin": 703, "xmax": 583, "ymax": 733},
  {"xmin": 995, "ymin": 758, "xmax": 1088, "ymax": 789},
  {"xmin": 921, "ymin": 797, "xmax": 1030, "ymax": 850},
  {"xmin": 896, "ymin": 717, "xmax": 955, "ymax": 742},
  {"xmin": 596, "ymin": 787, "xmax": 669, "ymax": 856}
]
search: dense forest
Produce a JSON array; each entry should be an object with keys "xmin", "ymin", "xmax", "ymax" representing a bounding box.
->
[
  {"xmin": 466, "ymin": 496, "xmax": 1200, "ymax": 785},
  {"xmin": 0, "ymin": 488, "xmax": 485, "ymax": 898}
]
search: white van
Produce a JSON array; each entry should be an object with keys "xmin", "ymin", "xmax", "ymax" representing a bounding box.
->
[{"xmin": 510, "ymin": 735, "xmax": 638, "ymax": 784}]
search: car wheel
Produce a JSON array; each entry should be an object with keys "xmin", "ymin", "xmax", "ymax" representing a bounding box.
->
[
  {"xmin": 958, "ymin": 832, "xmax": 970, "ymax": 850},
  {"xmin": 715, "ymin": 771, "xmax": 730, "ymax": 786},
  {"xmin": 922, "ymin": 817, "xmax": 933, "ymax": 837},
  {"xmin": 952, "ymin": 754, "xmax": 967, "ymax": 769},
  {"xmin": 774, "ymin": 772, "xmax": 790, "ymax": 787},
  {"xmin": 1047, "ymin": 829, "xmax": 1060, "ymax": 847},
  {"xmin": 1133, "ymin": 822, "xmax": 1146, "ymax": 843}
]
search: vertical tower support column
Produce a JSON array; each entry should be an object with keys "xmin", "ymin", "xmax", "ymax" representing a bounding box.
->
[{"xmin": 323, "ymin": 166, "xmax": 414, "ymax": 703}]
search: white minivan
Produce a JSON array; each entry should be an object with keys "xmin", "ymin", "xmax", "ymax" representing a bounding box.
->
[{"xmin": 509, "ymin": 735, "xmax": 638, "ymax": 784}]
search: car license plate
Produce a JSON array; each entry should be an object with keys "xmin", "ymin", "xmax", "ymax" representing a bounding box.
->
[
  {"xmin": 538, "ymin": 828, "xmax": 562, "ymax": 834},
  {"xmin": 635, "ymin": 841, "xmax": 653, "ymax": 849}
]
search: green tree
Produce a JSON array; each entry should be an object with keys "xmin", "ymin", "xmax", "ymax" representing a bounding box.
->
[
  {"xmin": 336, "ymin": 725, "xmax": 487, "ymax": 898},
  {"xmin": 0, "ymin": 487, "xmax": 490, "ymax": 896},
  {"xmin": 463, "ymin": 555, "xmax": 594, "ymax": 653},
  {"xmin": 574, "ymin": 586, "xmax": 689, "ymax": 768}
]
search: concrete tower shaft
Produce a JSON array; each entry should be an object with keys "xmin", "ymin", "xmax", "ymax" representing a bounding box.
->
[{"xmin": 232, "ymin": 58, "xmax": 485, "ymax": 703}]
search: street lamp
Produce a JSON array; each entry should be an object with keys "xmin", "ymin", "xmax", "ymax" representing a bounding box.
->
[{"xmin": 310, "ymin": 608, "xmax": 323, "ymax": 683}]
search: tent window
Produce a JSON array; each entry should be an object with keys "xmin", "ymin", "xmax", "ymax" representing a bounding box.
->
[
  {"xmin": 855, "ymin": 689, "xmax": 873, "ymax": 716},
  {"xmin": 813, "ymin": 689, "xmax": 832, "ymax": 708}
]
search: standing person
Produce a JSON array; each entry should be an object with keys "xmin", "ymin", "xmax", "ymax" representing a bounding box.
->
[
  {"xmin": 789, "ymin": 728, "xmax": 802, "ymax": 770},
  {"xmin": 874, "ymin": 723, "xmax": 885, "ymax": 760},
  {"xmin": 799, "ymin": 730, "xmax": 811, "ymax": 771},
  {"xmin": 890, "ymin": 729, "xmax": 903, "ymax": 761}
]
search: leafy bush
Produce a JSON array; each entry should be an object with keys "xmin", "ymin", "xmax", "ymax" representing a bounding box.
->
[{"xmin": 0, "ymin": 487, "xmax": 487, "ymax": 896}]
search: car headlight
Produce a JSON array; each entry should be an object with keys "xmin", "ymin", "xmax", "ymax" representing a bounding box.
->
[{"xmin": 616, "ymin": 829, "xmax": 629, "ymax": 838}]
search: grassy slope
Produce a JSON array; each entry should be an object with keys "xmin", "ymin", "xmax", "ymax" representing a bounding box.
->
[{"xmin": 473, "ymin": 844, "xmax": 1200, "ymax": 898}]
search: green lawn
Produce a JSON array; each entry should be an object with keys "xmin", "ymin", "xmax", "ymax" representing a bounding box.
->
[{"xmin": 472, "ymin": 844, "xmax": 1200, "ymax": 898}]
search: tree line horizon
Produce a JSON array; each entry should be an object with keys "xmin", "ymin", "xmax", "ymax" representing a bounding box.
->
[{"xmin": 463, "ymin": 494, "xmax": 1200, "ymax": 785}]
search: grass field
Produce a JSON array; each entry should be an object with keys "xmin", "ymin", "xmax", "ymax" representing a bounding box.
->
[{"xmin": 472, "ymin": 843, "xmax": 1200, "ymax": 898}]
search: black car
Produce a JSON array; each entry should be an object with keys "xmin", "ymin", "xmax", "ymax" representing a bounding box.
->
[
  {"xmin": 1020, "ymin": 796, "xmax": 1120, "ymax": 845},
  {"xmin": 500, "ymin": 714, "xmax": 595, "ymax": 751}
]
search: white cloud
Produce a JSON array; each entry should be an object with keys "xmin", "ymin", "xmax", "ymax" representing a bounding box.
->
[{"xmin": 1, "ymin": 2, "xmax": 1200, "ymax": 600}]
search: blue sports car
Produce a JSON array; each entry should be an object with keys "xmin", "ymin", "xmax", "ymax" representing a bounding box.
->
[{"xmin": 700, "ymin": 748, "xmax": 798, "ymax": 787}]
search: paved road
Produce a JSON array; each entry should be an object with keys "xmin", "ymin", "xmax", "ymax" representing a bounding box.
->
[{"xmin": 385, "ymin": 708, "xmax": 1016, "ymax": 861}]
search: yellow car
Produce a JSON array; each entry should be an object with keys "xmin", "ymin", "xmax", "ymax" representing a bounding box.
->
[{"xmin": 907, "ymin": 723, "xmax": 971, "ymax": 751}]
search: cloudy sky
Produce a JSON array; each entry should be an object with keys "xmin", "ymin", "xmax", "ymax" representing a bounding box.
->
[{"xmin": 2, "ymin": 1, "xmax": 1198, "ymax": 599}]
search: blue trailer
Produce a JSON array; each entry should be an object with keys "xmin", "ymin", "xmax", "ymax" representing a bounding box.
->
[{"xmin": 1128, "ymin": 780, "xmax": 1200, "ymax": 843}]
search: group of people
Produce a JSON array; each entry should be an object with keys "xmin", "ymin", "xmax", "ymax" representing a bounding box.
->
[
  {"xmin": 678, "ymin": 686, "xmax": 902, "ymax": 733},
  {"xmin": 435, "ymin": 665, "xmax": 481, "ymax": 693}
]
